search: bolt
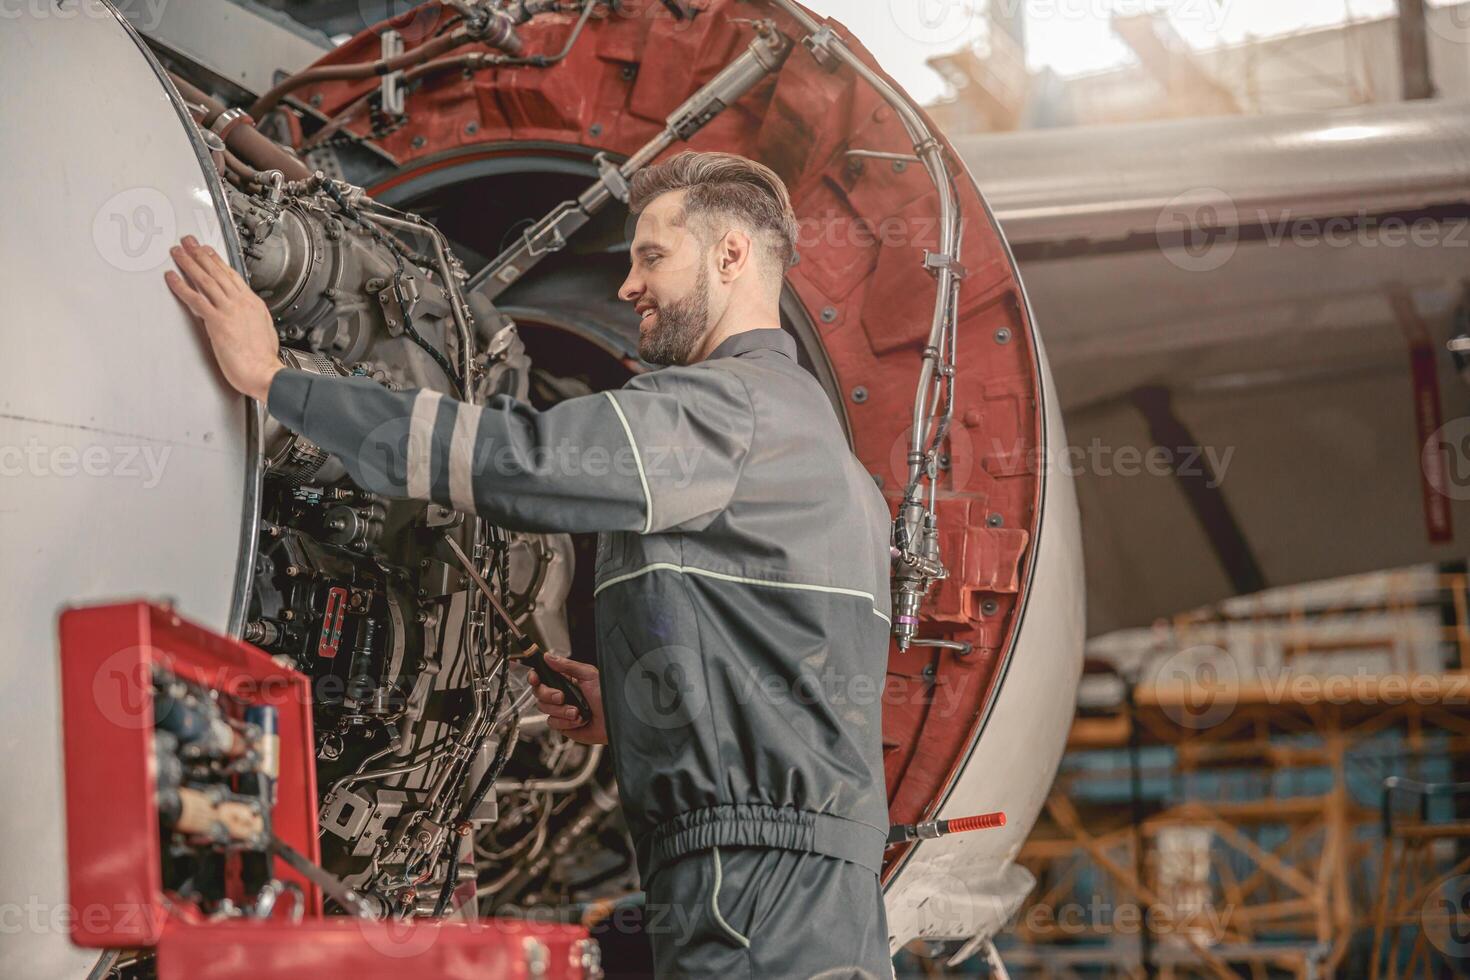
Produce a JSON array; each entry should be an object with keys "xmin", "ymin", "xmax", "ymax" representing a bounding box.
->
[
  {"xmin": 282, "ymin": 610, "xmax": 295, "ymax": 621},
  {"xmin": 892, "ymin": 160, "xmax": 908, "ymax": 174},
  {"xmin": 994, "ymin": 328, "xmax": 1011, "ymax": 345},
  {"xmin": 820, "ymin": 306, "xmax": 837, "ymax": 323},
  {"xmin": 850, "ymin": 386, "xmax": 868, "ymax": 404},
  {"xmin": 411, "ymin": 135, "xmax": 427, "ymax": 149},
  {"xmin": 285, "ymin": 565, "xmax": 300, "ymax": 577},
  {"xmin": 981, "ymin": 599, "xmax": 999, "ymax": 616},
  {"xmin": 621, "ymin": 65, "xmax": 637, "ymax": 80},
  {"xmin": 921, "ymin": 663, "xmax": 936, "ymax": 680},
  {"xmin": 589, "ymin": 123, "xmax": 603, "ymax": 137},
  {"xmin": 465, "ymin": 121, "xmax": 479, "ymax": 135},
  {"xmin": 986, "ymin": 513, "xmax": 1003, "ymax": 528},
  {"xmin": 309, "ymin": 94, "xmax": 323, "ymax": 108}
]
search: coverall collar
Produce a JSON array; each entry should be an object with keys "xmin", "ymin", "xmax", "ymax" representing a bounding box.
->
[{"xmin": 704, "ymin": 327, "xmax": 796, "ymax": 362}]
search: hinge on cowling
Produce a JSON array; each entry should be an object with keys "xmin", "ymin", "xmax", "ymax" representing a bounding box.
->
[{"xmin": 923, "ymin": 249, "xmax": 967, "ymax": 280}]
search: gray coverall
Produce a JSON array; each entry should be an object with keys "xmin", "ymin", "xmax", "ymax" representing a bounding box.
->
[{"xmin": 267, "ymin": 327, "xmax": 895, "ymax": 978}]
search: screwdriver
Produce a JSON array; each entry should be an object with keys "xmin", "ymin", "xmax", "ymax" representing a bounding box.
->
[{"xmin": 442, "ymin": 533, "xmax": 591, "ymax": 723}]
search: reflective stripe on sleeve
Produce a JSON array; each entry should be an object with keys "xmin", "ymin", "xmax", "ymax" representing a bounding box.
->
[
  {"xmin": 448, "ymin": 400, "xmax": 480, "ymax": 513},
  {"xmin": 407, "ymin": 390, "xmax": 443, "ymax": 500},
  {"xmin": 603, "ymin": 391, "xmax": 653, "ymax": 534}
]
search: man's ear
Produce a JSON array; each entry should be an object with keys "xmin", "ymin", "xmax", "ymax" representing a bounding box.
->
[{"xmin": 716, "ymin": 229, "xmax": 752, "ymax": 283}]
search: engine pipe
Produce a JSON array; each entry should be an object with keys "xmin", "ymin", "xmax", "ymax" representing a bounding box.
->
[
  {"xmin": 302, "ymin": 1, "xmax": 600, "ymax": 152},
  {"xmin": 168, "ymin": 73, "xmax": 314, "ymax": 182},
  {"xmin": 246, "ymin": 12, "xmax": 521, "ymax": 120},
  {"xmin": 768, "ymin": 0, "xmax": 965, "ymax": 653}
]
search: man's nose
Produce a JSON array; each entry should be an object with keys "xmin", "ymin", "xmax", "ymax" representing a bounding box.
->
[{"xmin": 618, "ymin": 270, "xmax": 642, "ymax": 304}]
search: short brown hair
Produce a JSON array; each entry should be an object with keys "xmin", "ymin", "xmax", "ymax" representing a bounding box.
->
[{"xmin": 627, "ymin": 150, "xmax": 799, "ymax": 277}]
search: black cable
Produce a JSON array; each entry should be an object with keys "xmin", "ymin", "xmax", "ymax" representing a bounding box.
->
[
  {"xmin": 319, "ymin": 180, "xmax": 466, "ymax": 398},
  {"xmin": 432, "ymin": 528, "xmax": 516, "ymax": 916}
]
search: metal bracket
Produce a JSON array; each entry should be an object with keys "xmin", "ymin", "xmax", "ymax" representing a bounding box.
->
[
  {"xmin": 923, "ymin": 250, "xmax": 967, "ymax": 280},
  {"xmin": 801, "ymin": 25, "xmax": 843, "ymax": 72},
  {"xmin": 379, "ymin": 30, "xmax": 405, "ymax": 117},
  {"xmin": 596, "ymin": 152, "xmax": 630, "ymax": 204},
  {"xmin": 375, "ymin": 272, "xmax": 419, "ymax": 336}
]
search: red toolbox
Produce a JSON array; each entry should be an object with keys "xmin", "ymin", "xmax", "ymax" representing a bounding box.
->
[{"xmin": 58, "ymin": 601, "xmax": 593, "ymax": 978}]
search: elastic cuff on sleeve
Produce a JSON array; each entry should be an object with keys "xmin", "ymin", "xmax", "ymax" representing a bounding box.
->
[{"xmin": 265, "ymin": 368, "xmax": 313, "ymax": 430}]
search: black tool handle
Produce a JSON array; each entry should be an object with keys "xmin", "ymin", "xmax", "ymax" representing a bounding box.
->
[{"xmin": 524, "ymin": 645, "xmax": 591, "ymax": 724}]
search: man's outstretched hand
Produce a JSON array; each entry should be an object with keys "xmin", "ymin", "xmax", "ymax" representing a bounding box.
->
[
  {"xmin": 529, "ymin": 655, "xmax": 608, "ymax": 745},
  {"xmin": 165, "ymin": 235, "xmax": 281, "ymax": 402}
]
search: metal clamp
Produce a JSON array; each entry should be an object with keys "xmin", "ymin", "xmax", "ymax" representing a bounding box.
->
[
  {"xmin": 210, "ymin": 107, "xmax": 255, "ymax": 141},
  {"xmin": 801, "ymin": 25, "xmax": 842, "ymax": 72},
  {"xmin": 923, "ymin": 250, "xmax": 967, "ymax": 280}
]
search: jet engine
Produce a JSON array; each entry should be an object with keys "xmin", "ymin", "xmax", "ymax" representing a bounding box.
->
[{"xmin": 2, "ymin": 2, "xmax": 1085, "ymax": 976}]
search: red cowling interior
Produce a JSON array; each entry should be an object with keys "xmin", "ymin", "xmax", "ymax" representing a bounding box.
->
[{"xmin": 293, "ymin": 0, "xmax": 1043, "ymax": 873}]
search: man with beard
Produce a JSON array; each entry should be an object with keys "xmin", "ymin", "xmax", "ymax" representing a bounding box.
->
[{"xmin": 165, "ymin": 151, "xmax": 895, "ymax": 979}]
